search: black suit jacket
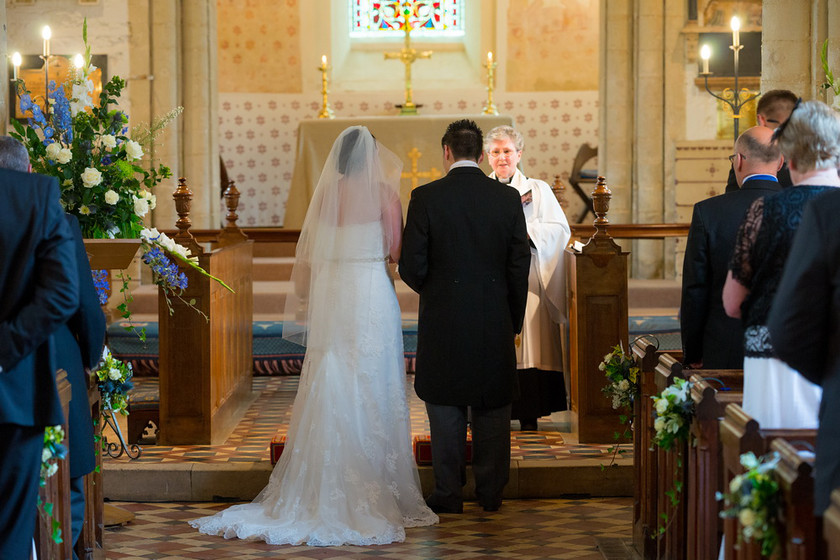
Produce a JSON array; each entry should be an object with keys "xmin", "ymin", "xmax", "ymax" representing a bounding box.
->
[
  {"xmin": 681, "ymin": 177, "xmax": 782, "ymax": 368},
  {"xmin": 725, "ymin": 163, "xmax": 792, "ymax": 192},
  {"xmin": 400, "ymin": 165, "xmax": 530, "ymax": 408},
  {"xmin": 54, "ymin": 215, "xmax": 106, "ymax": 478},
  {"xmin": 767, "ymin": 189, "xmax": 840, "ymax": 514},
  {"xmin": 0, "ymin": 169, "xmax": 78, "ymax": 427}
]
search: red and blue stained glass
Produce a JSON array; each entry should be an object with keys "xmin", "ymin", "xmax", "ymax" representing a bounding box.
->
[{"xmin": 352, "ymin": 0, "xmax": 462, "ymax": 35}]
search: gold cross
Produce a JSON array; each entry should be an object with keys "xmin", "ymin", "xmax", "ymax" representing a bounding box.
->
[
  {"xmin": 401, "ymin": 147, "xmax": 440, "ymax": 190},
  {"xmin": 384, "ymin": 2, "xmax": 432, "ymax": 115}
]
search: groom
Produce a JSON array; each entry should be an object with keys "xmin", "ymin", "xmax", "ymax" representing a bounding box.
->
[{"xmin": 400, "ymin": 119, "xmax": 530, "ymax": 513}]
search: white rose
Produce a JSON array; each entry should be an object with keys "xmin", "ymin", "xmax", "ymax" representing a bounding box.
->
[
  {"xmin": 654, "ymin": 417, "xmax": 666, "ymax": 433},
  {"xmin": 618, "ymin": 379, "xmax": 630, "ymax": 392},
  {"xmin": 42, "ymin": 448, "xmax": 52, "ymax": 462},
  {"xmin": 104, "ymin": 189, "xmax": 119, "ymax": 205},
  {"xmin": 729, "ymin": 476, "xmax": 742, "ymax": 494},
  {"xmin": 57, "ymin": 148, "xmax": 72, "ymax": 164},
  {"xmin": 655, "ymin": 398, "xmax": 669, "ymax": 415},
  {"xmin": 108, "ymin": 367, "xmax": 122, "ymax": 381},
  {"xmin": 604, "ymin": 353, "xmax": 613, "ymax": 363},
  {"xmin": 45, "ymin": 142, "xmax": 62, "ymax": 161},
  {"xmin": 598, "ymin": 362, "xmax": 605, "ymax": 371},
  {"xmin": 125, "ymin": 140, "xmax": 144, "ymax": 161},
  {"xmin": 148, "ymin": 193, "xmax": 157, "ymax": 210},
  {"xmin": 100, "ymin": 134, "xmax": 117, "ymax": 150},
  {"xmin": 133, "ymin": 196, "xmax": 150, "ymax": 217},
  {"xmin": 81, "ymin": 167, "xmax": 102, "ymax": 188},
  {"xmin": 738, "ymin": 508, "xmax": 756, "ymax": 527},
  {"xmin": 46, "ymin": 463, "xmax": 58, "ymax": 477}
]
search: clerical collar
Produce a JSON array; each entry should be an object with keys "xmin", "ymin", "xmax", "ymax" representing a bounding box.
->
[
  {"xmin": 742, "ymin": 174, "xmax": 779, "ymax": 184},
  {"xmin": 449, "ymin": 160, "xmax": 480, "ymax": 170},
  {"xmin": 496, "ymin": 176, "xmax": 512, "ymax": 184}
]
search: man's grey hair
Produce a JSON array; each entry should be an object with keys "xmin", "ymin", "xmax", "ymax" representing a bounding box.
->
[
  {"xmin": 483, "ymin": 125, "xmax": 524, "ymax": 153},
  {"xmin": 0, "ymin": 136, "xmax": 30, "ymax": 172}
]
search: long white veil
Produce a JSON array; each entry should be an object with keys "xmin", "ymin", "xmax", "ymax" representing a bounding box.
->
[{"xmin": 282, "ymin": 126, "xmax": 403, "ymax": 346}]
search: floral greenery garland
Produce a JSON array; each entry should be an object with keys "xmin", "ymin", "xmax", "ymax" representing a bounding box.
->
[
  {"xmin": 650, "ymin": 377, "xmax": 695, "ymax": 536},
  {"xmin": 600, "ymin": 343, "xmax": 639, "ymax": 467},
  {"xmin": 821, "ymin": 39, "xmax": 840, "ymax": 109},
  {"xmin": 95, "ymin": 347, "xmax": 134, "ymax": 415},
  {"xmin": 38, "ymin": 425, "xmax": 67, "ymax": 543},
  {"xmin": 717, "ymin": 451, "xmax": 781, "ymax": 557}
]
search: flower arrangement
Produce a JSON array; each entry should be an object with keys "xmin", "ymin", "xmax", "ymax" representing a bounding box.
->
[
  {"xmin": 651, "ymin": 377, "xmax": 694, "ymax": 451},
  {"xmin": 9, "ymin": 20, "xmax": 175, "ymax": 240},
  {"xmin": 717, "ymin": 451, "xmax": 781, "ymax": 557},
  {"xmin": 821, "ymin": 39, "xmax": 840, "ymax": 110},
  {"xmin": 38, "ymin": 425, "xmax": 67, "ymax": 543},
  {"xmin": 600, "ymin": 343, "xmax": 640, "ymax": 411},
  {"xmin": 95, "ymin": 347, "xmax": 134, "ymax": 415}
]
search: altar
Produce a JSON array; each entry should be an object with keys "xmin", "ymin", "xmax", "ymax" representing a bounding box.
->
[{"xmin": 283, "ymin": 115, "xmax": 513, "ymax": 228}]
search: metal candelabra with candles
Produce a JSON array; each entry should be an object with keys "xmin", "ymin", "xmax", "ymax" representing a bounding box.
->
[
  {"xmin": 698, "ymin": 15, "xmax": 757, "ymax": 139},
  {"xmin": 317, "ymin": 55, "xmax": 335, "ymax": 119},
  {"xmin": 482, "ymin": 51, "xmax": 498, "ymax": 115}
]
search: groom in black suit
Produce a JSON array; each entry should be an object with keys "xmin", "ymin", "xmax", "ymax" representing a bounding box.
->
[
  {"xmin": 0, "ymin": 136, "xmax": 80, "ymax": 558},
  {"xmin": 681, "ymin": 126, "xmax": 783, "ymax": 369},
  {"xmin": 400, "ymin": 119, "xmax": 530, "ymax": 513}
]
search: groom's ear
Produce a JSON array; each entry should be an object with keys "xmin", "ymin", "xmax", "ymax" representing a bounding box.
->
[{"xmin": 477, "ymin": 152, "xmax": 484, "ymax": 165}]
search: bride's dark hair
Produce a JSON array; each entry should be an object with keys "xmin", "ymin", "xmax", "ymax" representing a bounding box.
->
[{"xmin": 338, "ymin": 128, "xmax": 362, "ymax": 174}]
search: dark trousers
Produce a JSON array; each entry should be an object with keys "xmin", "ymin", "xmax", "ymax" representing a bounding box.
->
[
  {"xmin": 424, "ymin": 402, "xmax": 511, "ymax": 510},
  {"xmin": 0, "ymin": 423, "xmax": 44, "ymax": 560},
  {"xmin": 70, "ymin": 475, "xmax": 85, "ymax": 559}
]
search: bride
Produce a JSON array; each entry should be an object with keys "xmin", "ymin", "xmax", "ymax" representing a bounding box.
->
[{"xmin": 190, "ymin": 126, "xmax": 438, "ymax": 546}]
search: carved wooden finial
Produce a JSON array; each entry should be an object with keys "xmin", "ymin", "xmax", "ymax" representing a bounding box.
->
[
  {"xmin": 551, "ymin": 175, "xmax": 569, "ymax": 210},
  {"xmin": 223, "ymin": 180, "xmax": 241, "ymax": 230},
  {"xmin": 591, "ymin": 175, "xmax": 612, "ymax": 234},
  {"xmin": 172, "ymin": 177, "xmax": 202, "ymax": 256}
]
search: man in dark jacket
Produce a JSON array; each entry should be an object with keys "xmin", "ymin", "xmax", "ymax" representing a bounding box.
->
[
  {"xmin": 0, "ymin": 136, "xmax": 79, "ymax": 558},
  {"xmin": 681, "ymin": 126, "xmax": 783, "ymax": 368},
  {"xmin": 400, "ymin": 119, "xmax": 530, "ymax": 513}
]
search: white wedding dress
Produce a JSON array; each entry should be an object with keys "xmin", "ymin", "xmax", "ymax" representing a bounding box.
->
[{"xmin": 190, "ymin": 221, "xmax": 438, "ymax": 546}]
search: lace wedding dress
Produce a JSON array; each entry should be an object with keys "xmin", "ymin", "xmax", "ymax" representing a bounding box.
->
[{"xmin": 190, "ymin": 221, "xmax": 438, "ymax": 546}]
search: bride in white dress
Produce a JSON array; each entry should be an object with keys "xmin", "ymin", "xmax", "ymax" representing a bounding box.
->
[{"xmin": 190, "ymin": 126, "xmax": 438, "ymax": 546}]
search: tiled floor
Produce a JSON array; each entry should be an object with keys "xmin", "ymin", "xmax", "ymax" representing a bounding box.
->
[
  {"xmin": 107, "ymin": 375, "xmax": 632, "ymax": 466},
  {"xmin": 104, "ymin": 497, "xmax": 635, "ymax": 559}
]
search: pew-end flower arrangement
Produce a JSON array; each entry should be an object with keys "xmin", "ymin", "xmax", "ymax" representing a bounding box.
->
[
  {"xmin": 651, "ymin": 377, "xmax": 694, "ymax": 451},
  {"xmin": 600, "ymin": 343, "xmax": 639, "ymax": 467},
  {"xmin": 95, "ymin": 347, "xmax": 134, "ymax": 415},
  {"xmin": 39, "ymin": 425, "xmax": 67, "ymax": 543},
  {"xmin": 717, "ymin": 451, "xmax": 781, "ymax": 557},
  {"xmin": 9, "ymin": 20, "xmax": 232, "ymax": 324}
]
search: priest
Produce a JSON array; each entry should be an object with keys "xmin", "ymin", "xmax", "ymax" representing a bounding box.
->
[{"xmin": 485, "ymin": 125, "xmax": 572, "ymax": 430}]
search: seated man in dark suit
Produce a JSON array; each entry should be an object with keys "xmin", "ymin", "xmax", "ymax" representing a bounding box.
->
[
  {"xmin": 725, "ymin": 89, "xmax": 797, "ymax": 192},
  {"xmin": 768, "ymin": 190, "xmax": 840, "ymax": 515},
  {"xmin": 0, "ymin": 136, "xmax": 79, "ymax": 558},
  {"xmin": 681, "ymin": 126, "xmax": 783, "ymax": 369}
]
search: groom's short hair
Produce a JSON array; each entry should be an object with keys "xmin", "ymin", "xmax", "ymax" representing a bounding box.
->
[{"xmin": 442, "ymin": 119, "xmax": 483, "ymax": 161}]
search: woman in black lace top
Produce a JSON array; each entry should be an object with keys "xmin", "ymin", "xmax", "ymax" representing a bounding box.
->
[{"xmin": 722, "ymin": 100, "xmax": 840, "ymax": 429}]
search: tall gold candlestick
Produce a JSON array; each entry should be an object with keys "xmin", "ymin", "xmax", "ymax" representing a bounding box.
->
[
  {"xmin": 317, "ymin": 55, "xmax": 334, "ymax": 119},
  {"xmin": 482, "ymin": 51, "xmax": 498, "ymax": 115}
]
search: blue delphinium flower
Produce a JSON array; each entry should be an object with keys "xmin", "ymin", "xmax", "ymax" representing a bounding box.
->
[
  {"xmin": 91, "ymin": 269, "xmax": 110, "ymax": 305},
  {"xmin": 49, "ymin": 83, "xmax": 74, "ymax": 143},
  {"xmin": 142, "ymin": 246, "xmax": 189, "ymax": 292}
]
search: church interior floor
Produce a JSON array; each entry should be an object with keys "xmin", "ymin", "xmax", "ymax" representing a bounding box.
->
[
  {"xmin": 103, "ymin": 376, "xmax": 633, "ymax": 502},
  {"xmin": 104, "ymin": 497, "xmax": 636, "ymax": 559}
]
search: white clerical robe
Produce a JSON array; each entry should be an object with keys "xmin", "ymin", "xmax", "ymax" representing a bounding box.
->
[{"xmin": 490, "ymin": 169, "xmax": 571, "ymax": 371}]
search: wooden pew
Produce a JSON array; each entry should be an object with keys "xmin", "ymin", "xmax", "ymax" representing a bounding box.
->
[
  {"xmin": 75, "ymin": 371, "xmax": 104, "ymax": 560},
  {"xmin": 157, "ymin": 178, "xmax": 255, "ymax": 445},
  {"xmin": 719, "ymin": 404, "xmax": 817, "ymax": 560},
  {"xmin": 686, "ymin": 371, "xmax": 743, "ymax": 560},
  {"xmin": 632, "ymin": 336, "xmax": 664, "ymax": 559},
  {"xmin": 35, "ymin": 369, "xmax": 73, "ymax": 560},
  {"xmin": 824, "ymin": 489, "xmax": 840, "ymax": 559},
  {"xmin": 771, "ymin": 437, "xmax": 823, "ymax": 559}
]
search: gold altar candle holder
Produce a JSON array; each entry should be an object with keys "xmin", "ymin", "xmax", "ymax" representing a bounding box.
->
[
  {"xmin": 482, "ymin": 51, "xmax": 498, "ymax": 116},
  {"xmin": 317, "ymin": 55, "xmax": 334, "ymax": 119}
]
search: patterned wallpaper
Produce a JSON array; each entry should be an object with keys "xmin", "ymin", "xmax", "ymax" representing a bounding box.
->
[
  {"xmin": 506, "ymin": 0, "xmax": 599, "ymax": 92},
  {"xmin": 218, "ymin": 90, "xmax": 599, "ymax": 226},
  {"xmin": 217, "ymin": 0, "xmax": 302, "ymax": 93}
]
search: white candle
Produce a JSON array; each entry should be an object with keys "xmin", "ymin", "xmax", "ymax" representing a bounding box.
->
[
  {"xmin": 700, "ymin": 44, "xmax": 711, "ymax": 74},
  {"xmin": 41, "ymin": 26, "xmax": 51, "ymax": 58},
  {"xmin": 321, "ymin": 55, "xmax": 327, "ymax": 67},
  {"xmin": 487, "ymin": 51, "xmax": 493, "ymax": 64},
  {"xmin": 730, "ymin": 16, "xmax": 740, "ymax": 48},
  {"xmin": 11, "ymin": 52, "xmax": 21, "ymax": 81}
]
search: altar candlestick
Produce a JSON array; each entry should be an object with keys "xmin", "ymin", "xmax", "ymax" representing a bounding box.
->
[
  {"xmin": 317, "ymin": 55, "xmax": 334, "ymax": 119},
  {"xmin": 700, "ymin": 45, "xmax": 710, "ymax": 74},
  {"xmin": 11, "ymin": 52, "xmax": 21, "ymax": 81},
  {"xmin": 321, "ymin": 55, "xmax": 327, "ymax": 67},
  {"xmin": 487, "ymin": 51, "xmax": 493, "ymax": 63},
  {"xmin": 730, "ymin": 16, "xmax": 740, "ymax": 49},
  {"xmin": 483, "ymin": 51, "xmax": 498, "ymax": 115}
]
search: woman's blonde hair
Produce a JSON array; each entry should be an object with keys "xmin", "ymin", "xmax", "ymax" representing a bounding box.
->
[{"xmin": 776, "ymin": 100, "xmax": 840, "ymax": 172}]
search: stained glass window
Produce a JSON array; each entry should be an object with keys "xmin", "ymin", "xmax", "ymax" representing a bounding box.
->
[{"xmin": 350, "ymin": 1, "xmax": 465, "ymax": 39}]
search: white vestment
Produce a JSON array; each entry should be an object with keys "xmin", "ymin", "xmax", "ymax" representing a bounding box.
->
[{"xmin": 490, "ymin": 169, "xmax": 571, "ymax": 371}]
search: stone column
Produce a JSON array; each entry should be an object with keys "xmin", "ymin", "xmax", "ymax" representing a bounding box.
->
[
  {"xmin": 761, "ymin": 0, "xmax": 814, "ymax": 98},
  {"xmin": 181, "ymin": 0, "xmax": 220, "ymax": 229}
]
